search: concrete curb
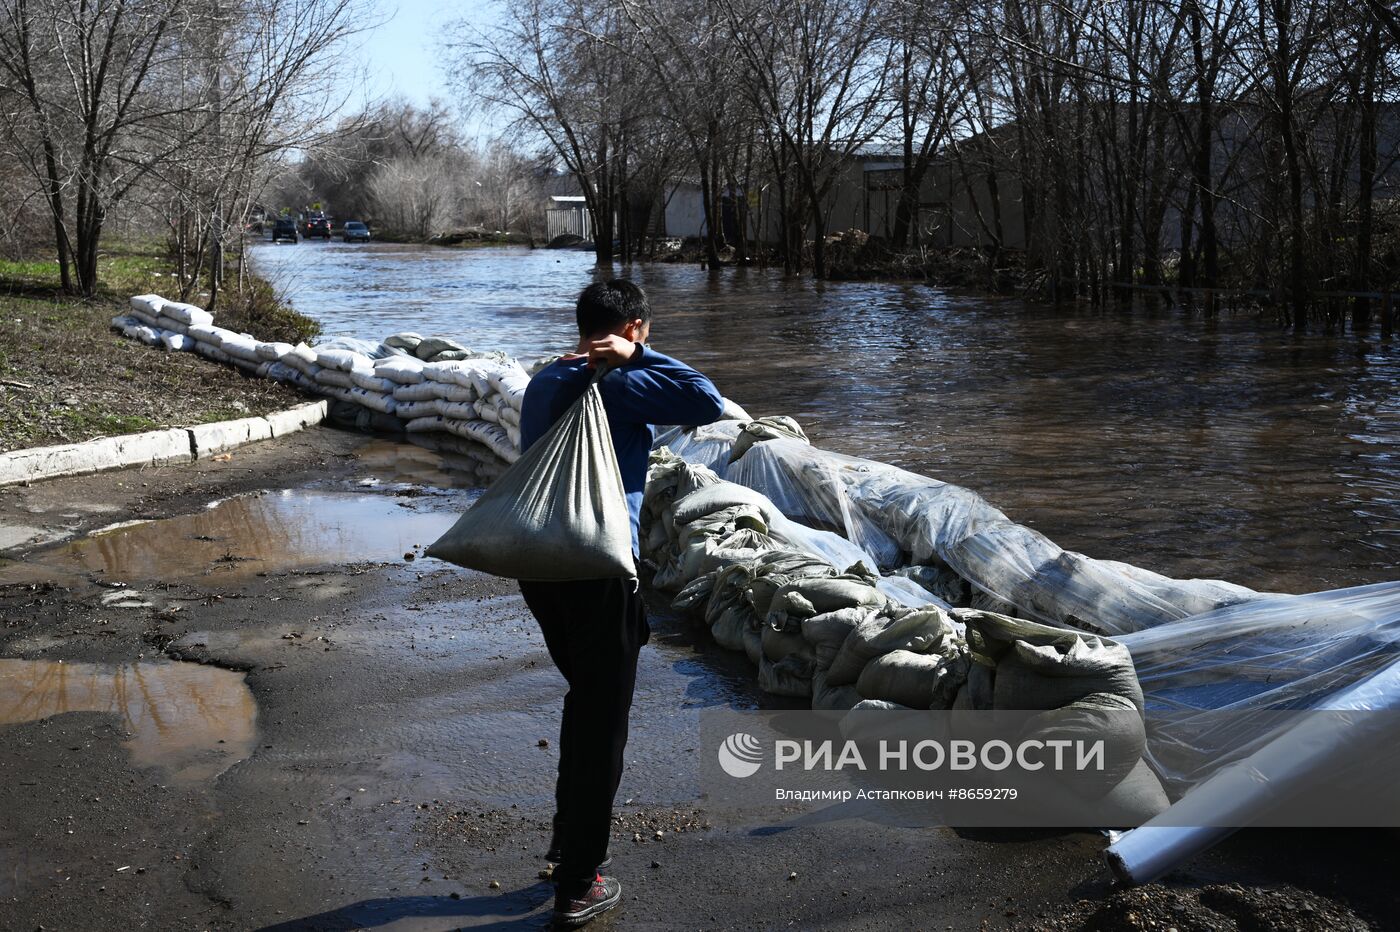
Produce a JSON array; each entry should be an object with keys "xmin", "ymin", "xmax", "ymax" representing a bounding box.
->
[{"xmin": 0, "ymin": 400, "xmax": 328, "ymax": 487}]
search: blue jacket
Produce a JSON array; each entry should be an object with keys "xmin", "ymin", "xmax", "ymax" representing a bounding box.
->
[{"xmin": 520, "ymin": 345, "xmax": 725, "ymax": 555}]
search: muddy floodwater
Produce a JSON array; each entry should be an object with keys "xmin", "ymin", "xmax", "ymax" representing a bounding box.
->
[
  {"xmin": 251, "ymin": 241, "xmax": 1399, "ymax": 594},
  {"xmin": 0, "ymin": 659, "xmax": 255, "ymax": 782}
]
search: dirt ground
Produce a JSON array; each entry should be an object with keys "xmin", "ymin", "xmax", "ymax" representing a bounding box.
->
[
  {"xmin": 0, "ymin": 244, "xmax": 318, "ymax": 453},
  {"xmin": 0, "ymin": 425, "xmax": 1395, "ymax": 931}
]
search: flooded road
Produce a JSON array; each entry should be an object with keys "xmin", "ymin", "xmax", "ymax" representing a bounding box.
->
[{"xmin": 251, "ymin": 241, "xmax": 1399, "ymax": 594}]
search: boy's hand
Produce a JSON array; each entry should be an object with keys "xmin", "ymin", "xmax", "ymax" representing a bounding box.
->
[{"xmin": 587, "ymin": 335, "xmax": 642, "ymax": 368}]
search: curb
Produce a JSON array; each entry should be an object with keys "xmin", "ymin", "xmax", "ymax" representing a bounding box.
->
[{"xmin": 0, "ymin": 400, "xmax": 329, "ymax": 487}]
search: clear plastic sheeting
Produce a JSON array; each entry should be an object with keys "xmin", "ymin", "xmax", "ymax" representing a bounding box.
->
[
  {"xmin": 1118, "ymin": 581, "xmax": 1400, "ymax": 793},
  {"xmin": 657, "ymin": 427, "xmax": 1260, "ymax": 637}
]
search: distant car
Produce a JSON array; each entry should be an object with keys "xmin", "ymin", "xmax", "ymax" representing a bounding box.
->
[
  {"xmin": 271, "ymin": 217, "xmax": 299, "ymax": 243},
  {"xmin": 300, "ymin": 211, "xmax": 327, "ymax": 237},
  {"xmin": 342, "ymin": 221, "xmax": 371, "ymax": 242},
  {"xmin": 305, "ymin": 218, "xmax": 332, "ymax": 239}
]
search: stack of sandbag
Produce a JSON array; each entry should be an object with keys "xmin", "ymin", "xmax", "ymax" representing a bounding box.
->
[
  {"xmin": 393, "ymin": 354, "xmax": 527, "ymax": 463},
  {"xmin": 116, "ymin": 294, "xmax": 217, "ymax": 353},
  {"xmin": 661, "ymin": 413, "xmax": 1260, "ymax": 637},
  {"xmin": 643, "ymin": 448, "xmax": 965, "ymax": 707},
  {"xmin": 954, "ymin": 608, "xmax": 1170, "ymax": 824}
]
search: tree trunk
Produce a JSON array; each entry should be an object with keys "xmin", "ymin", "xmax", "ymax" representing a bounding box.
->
[{"xmin": 1353, "ymin": 17, "xmax": 1380, "ymax": 330}]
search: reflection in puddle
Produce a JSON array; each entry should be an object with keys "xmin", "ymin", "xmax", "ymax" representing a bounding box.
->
[
  {"xmin": 1, "ymin": 490, "xmax": 463, "ymax": 586},
  {"xmin": 355, "ymin": 436, "xmax": 506, "ymax": 489},
  {"xmin": 0, "ymin": 660, "xmax": 257, "ymax": 783}
]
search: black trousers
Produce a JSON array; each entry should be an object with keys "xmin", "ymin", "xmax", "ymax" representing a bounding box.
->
[{"xmin": 519, "ymin": 577, "xmax": 649, "ymax": 895}]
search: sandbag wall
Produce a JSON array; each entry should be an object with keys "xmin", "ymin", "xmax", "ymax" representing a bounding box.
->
[
  {"xmin": 118, "ymin": 294, "xmax": 538, "ymax": 464},
  {"xmin": 657, "ymin": 419, "xmax": 1262, "ymax": 637},
  {"xmin": 640, "ymin": 446, "xmax": 1169, "ymax": 822}
]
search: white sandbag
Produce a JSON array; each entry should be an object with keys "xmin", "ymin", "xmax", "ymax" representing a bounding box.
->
[
  {"xmin": 499, "ymin": 406, "xmax": 521, "ymax": 429},
  {"xmin": 187, "ymin": 323, "xmax": 222, "ymax": 345},
  {"xmin": 160, "ymin": 333, "xmax": 193, "ymax": 352},
  {"xmin": 154, "ymin": 315, "xmax": 189, "ymax": 335},
  {"xmin": 159, "ymin": 300, "xmax": 214, "ymax": 327},
  {"xmin": 427, "ymin": 368, "xmax": 634, "ymax": 580},
  {"xmin": 454, "ymin": 419, "xmax": 518, "ymax": 463},
  {"xmin": 374, "ymin": 355, "xmax": 426, "ymax": 384},
  {"xmin": 281, "ymin": 343, "xmax": 321, "ymax": 375},
  {"xmin": 477, "ymin": 403, "xmax": 500, "ymax": 424},
  {"xmin": 111, "ymin": 315, "xmax": 162, "ymax": 346},
  {"xmin": 405, "ymin": 415, "xmax": 448, "ymax": 434},
  {"xmin": 351, "ymin": 370, "xmax": 398, "ymax": 393},
  {"xmin": 396, "ymin": 399, "xmax": 445, "ymax": 420},
  {"xmin": 393, "ymin": 381, "xmax": 442, "ymax": 402},
  {"xmin": 220, "ymin": 335, "xmax": 263, "ymax": 363},
  {"xmin": 315, "ymin": 348, "xmax": 369, "ymax": 372},
  {"xmin": 264, "ymin": 361, "xmax": 303, "ymax": 384},
  {"xmin": 730, "ymin": 415, "xmax": 809, "ymax": 464},
  {"xmin": 440, "ymin": 401, "xmax": 478, "ymax": 421},
  {"xmin": 489, "ymin": 369, "xmax": 530, "ymax": 410},
  {"xmin": 193, "ymin": 340, "xmax": 233, "ymax": 364},
  {"xmin": 422, "ymin": 361, "xmax": 481, "ymax": 389},
  {"xmin": 203, "ymin": 325, "xmax": 241, "ymax": 347},
  {"xmin": 257, "ymin": 341, "xmax": 295, "ymax": 362},
  {"xmin": 129, "ymin": 294, "xmax": 165, "ymax": 317},
  {"xmin": 384, "ymin": 331, "xmax": 424, "ymax": 352},
  {"xmin": 413, "ymin": 335, "xmax": 471, "ymax": 360},
  {"xmin": 435, "ymin": 382, "xmax": 476, "ymax": 403},
  {"xmin": 127, "ymin": 304, "xmax": 162, "ymax": 327},
  {"xmin": 505, "ymin": 424, "xmax": 521, "ymax": 451},
  {"xmin": 315, "ymin": 369, "xmax": 359, "ymax": 390},
  {"xmin": 348, "ymin": 387, "xmax": 397, "ymax": 415}
]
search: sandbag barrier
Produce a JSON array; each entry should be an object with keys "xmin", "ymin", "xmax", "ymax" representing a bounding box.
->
[
  {"xmin": 118, "ymin": 293, "xmax": 1400, "ymax": 863},
  {"xmin": 119, "ymin": 294, "xmax": 537, "ymax": 465},
  {"xmin": 641, "ymin": 446, "xmax": 1171, "ymax": 824}
]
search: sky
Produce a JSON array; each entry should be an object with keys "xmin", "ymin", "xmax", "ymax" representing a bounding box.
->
[{"xmin": 353, "ymin": 0, "xmax": 507, "ymax": 138}]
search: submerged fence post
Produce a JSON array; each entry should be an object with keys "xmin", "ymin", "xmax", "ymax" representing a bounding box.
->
[{"xmin": 1383, "ymin": 293, "xmax": 1394, "ymax": 339}]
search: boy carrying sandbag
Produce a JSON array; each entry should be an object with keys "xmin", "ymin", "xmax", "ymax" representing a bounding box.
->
[{"xmin": 520, "ymin": 280, "xmax": 723, "ymax": 926}]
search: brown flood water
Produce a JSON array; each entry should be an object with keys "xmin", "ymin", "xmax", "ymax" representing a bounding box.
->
[
  {"xmin": 252, "ymin": 242, "xmax": 1399, "ymax": 595},
  {"xmin": 0, "ymin": 659, "xmax": 256, "ymax": 782},
  {"xmin": 3, "ymin": 488, "xmax": 460, "ymax": 587}
]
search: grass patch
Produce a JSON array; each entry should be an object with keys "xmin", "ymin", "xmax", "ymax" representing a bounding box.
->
[{"xmin": 0, "ymin": 241, "xmax": 317, "ymax": 452}]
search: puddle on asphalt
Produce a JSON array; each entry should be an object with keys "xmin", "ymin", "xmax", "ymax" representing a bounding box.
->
[
  {"xmin": 0, "ymin": 659, "xmax": 257, "ymax": 783},
  {"xmin": 0, "ymin": 489, "xmax": 466, "ymax": 587}
]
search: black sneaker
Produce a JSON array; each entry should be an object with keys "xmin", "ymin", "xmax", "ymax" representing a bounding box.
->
[{"xmin": 553, "ymin": 874, "xmax": 621, "ymax": 927}]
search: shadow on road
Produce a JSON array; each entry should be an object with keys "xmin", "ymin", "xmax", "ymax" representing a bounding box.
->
[{"xmin": 254, "ymin": 881, "xmax": 558, "ymax": 931}]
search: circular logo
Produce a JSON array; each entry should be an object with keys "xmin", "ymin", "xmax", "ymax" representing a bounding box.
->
[{"xmin": 717, "ymin": 732, "xmax": 763, "ymax": 779}]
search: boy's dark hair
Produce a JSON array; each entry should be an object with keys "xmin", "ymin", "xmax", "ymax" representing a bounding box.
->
[{"xmin": 576, "ymin": 280, "xmax": 651, "ymax": 336}]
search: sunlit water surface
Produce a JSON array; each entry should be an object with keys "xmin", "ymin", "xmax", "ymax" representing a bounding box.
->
[{"xmin": 250, "ymin": 240, "xmax": 1400, "ymax": 594}]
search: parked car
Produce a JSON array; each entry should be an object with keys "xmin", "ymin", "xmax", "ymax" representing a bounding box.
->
[
  {"xmin": 305, "ymin": 218, "xmax": 332, "ymax": 239},
  {"xmin": 300, "ymin": 211, "xmax": 327, "ymax": 237},
  {"xmin": 271, "ymin": 217, "xmax": 299, "ymax": 243},
  {"xmin": 342, "ymin": 221, "xmax": 371, "ymax": 242}
]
